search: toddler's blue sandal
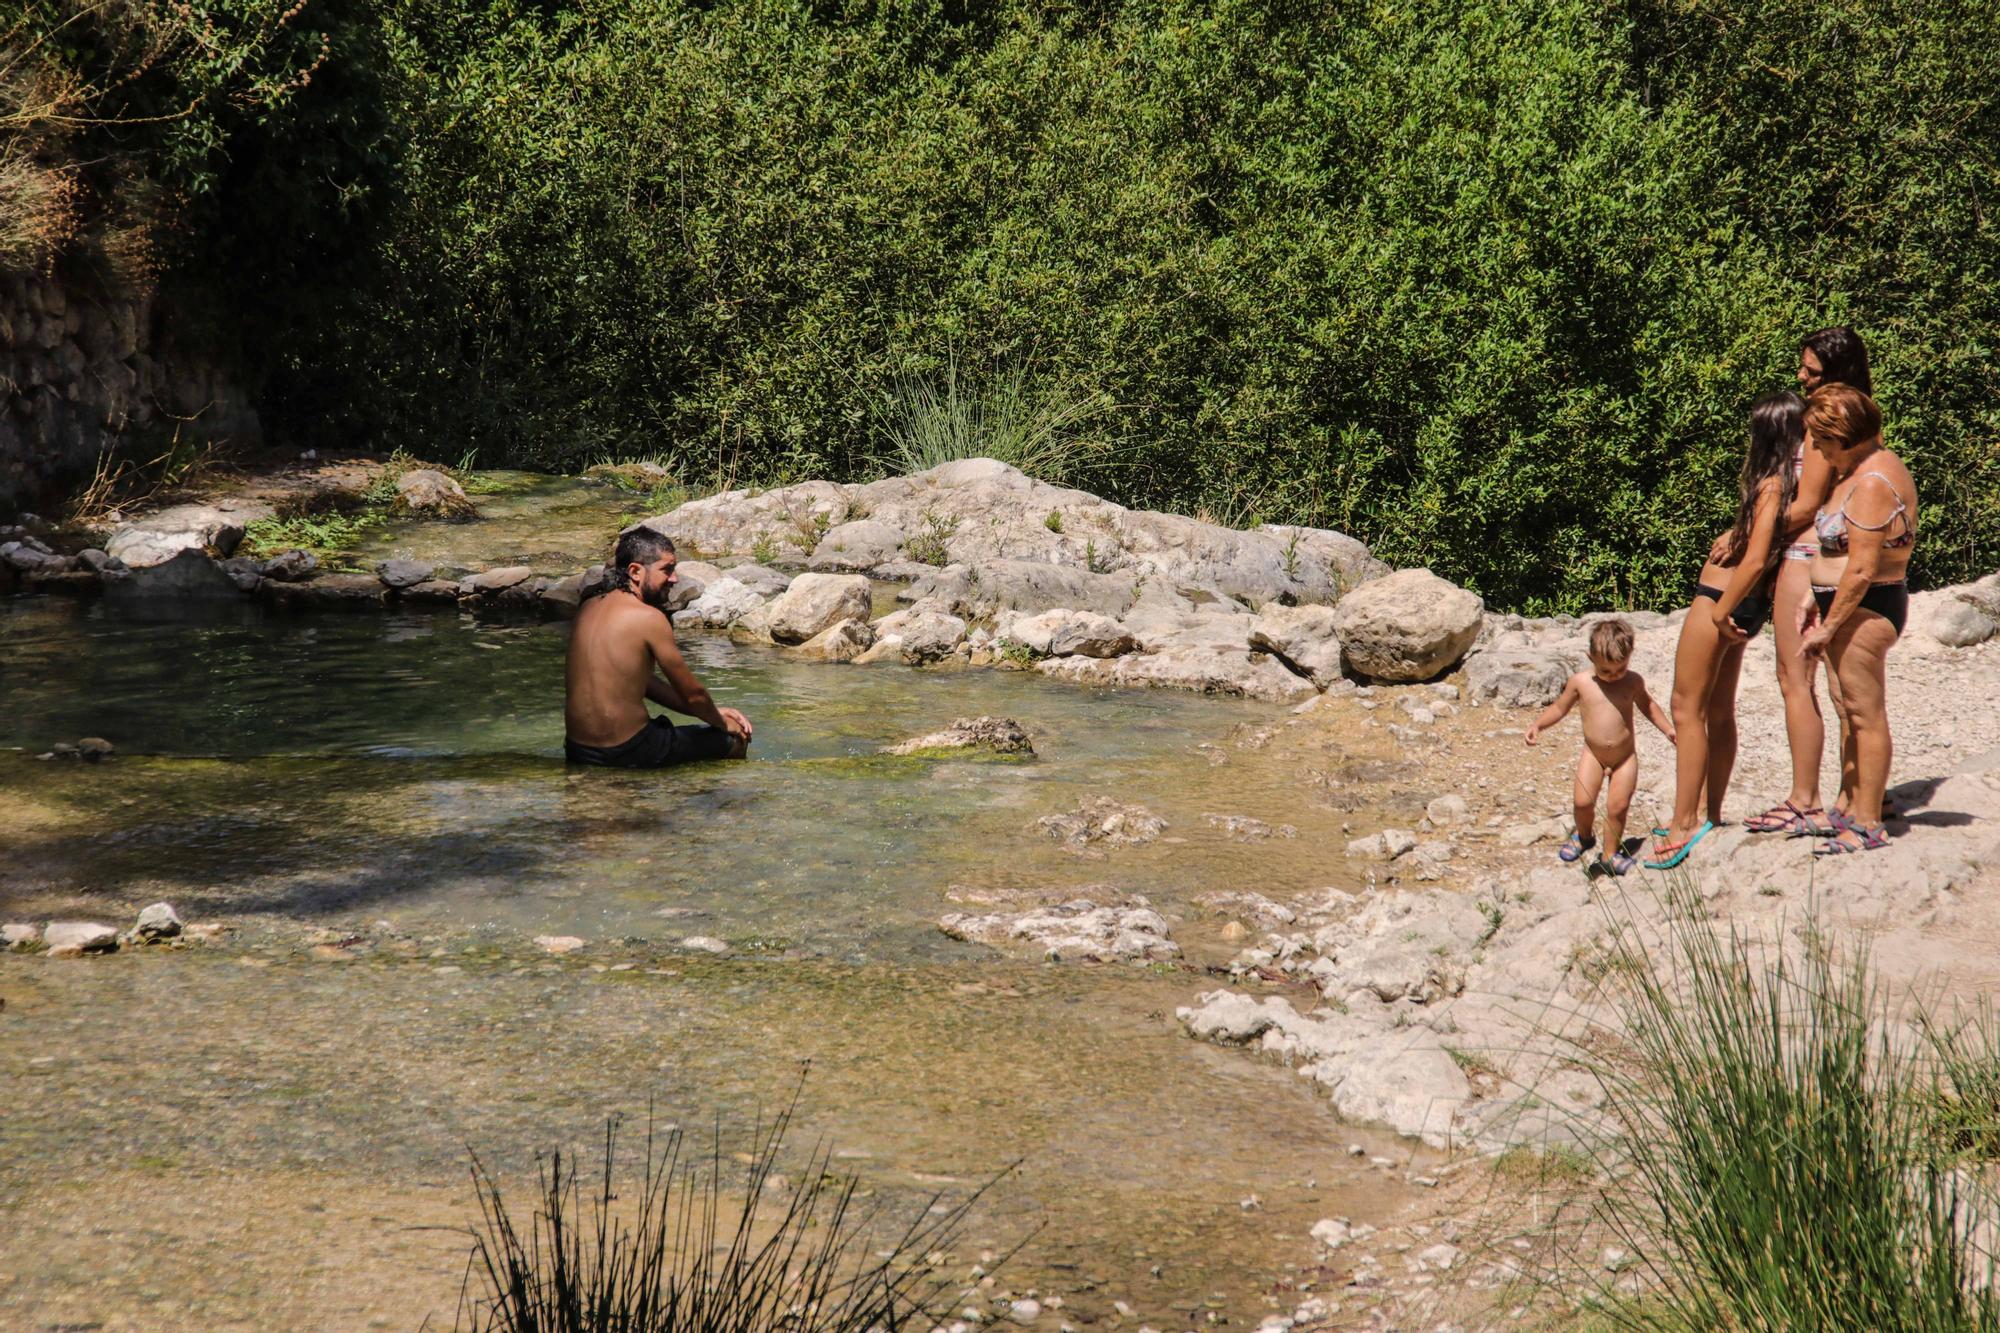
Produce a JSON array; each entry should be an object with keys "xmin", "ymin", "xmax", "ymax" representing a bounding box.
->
[{"xmin": 1557, "ymin": 832, "xmax": 1595, "ymax": 863}]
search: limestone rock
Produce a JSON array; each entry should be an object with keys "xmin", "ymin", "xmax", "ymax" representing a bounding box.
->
[
  {"xmin": 998, "ymin": 608, "xmax": 1137, "ymax": 659},
  {"xmin": 673, "ymin": 577, "xmax": 767, "ymax": 630},
  {"xmin": 1332, "ymin": 568, "xmax": 1484, "ymax": 682},
  {"xmin": 808, "ymin": 519, "xmax": 905, "ymax": 571},
  {"xmin": 1426, "ymin": 794, "xmax": 1471, "ymax": 826},
  {"xmin": 1912, "ymin": 585, "xmax": 2000, "ymax": 648},
  {"xmin": 681, "ymin": 935, "xmax": 730, "ymax": 954},
  {"xmin": 264, "ymin": 574, "xmax": 387, "ymax": 609},
  {"xmin": 219, "ymin": 556, "xmax": 263, "ymax": 591},
  {"xmin": 794, "ymin": 617, "xmax": 875, "ymax": 662},
  {"xmin": 463, "ymin": 565, "xmax": 534, "ymax": 594},
  {"xmin": 534, "ymin": 934, "xmax": 585, "ymax": 955},
  {"xmin": 1036, "ymin": 645, "xmax": 1319, "ymax": 704},
  {"xmin": 103, "ymin": 547, "xmax": 240, "ymax": 599},
  {"xmin": 394, "ymin": 468, "xmax": 477, "ymax": 519},
  {"xmin": 262, "ymin": 548, "xmax": 318, "ymax": 582},
  {"xmin": 1247, "ymin": 604, "xmax": 1344, "ymax": 687},
  {"xmin": 765, "ymin": 573, "xmax": 872, "ymax": 644},
  {"xmin": 941, "ymin": 897, "xmax": 1179, "ymax": 963},
  {"xmin": 1463, "ymin": 645, "xmax": 1575, "ymax": 708},
  {"xmin": 134, "ymin": 902, "xmax": 182, "ymax": 941},
  {"xmin": 377, "ymin": 558, "xmax": 435, "ymax": 589},
  {"xmin": 104, "ymin": 501, "xmax": 267, "ymax": 568},
  {"xmin": 44, "ymin": 921, "xmax": 120, "ymax": 957},
  {"xmin": 1319, "ymin": 1039, "xmax": 1470, "ymax": 1147},
  {"xmin": 888, "ymin": 716, "xmax": 1034, "ymax": 757},
  {"xmin": 887, "ymin": 609, "xmax": 968, "ymax": 664},
  {"xmin": 4, "ymin": 923, "xmax": 41, "ymax": 950},
  {"xmin": 1345, "ymin": 828, "xmax": 1418, "ymax": 859}
]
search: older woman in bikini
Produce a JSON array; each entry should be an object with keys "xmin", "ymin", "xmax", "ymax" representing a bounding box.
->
[
  {"xmin": 1794, "ymin": 383, "xmax": 1917, "ymax": 855},
  {"xmin": 1741, "ymin": 327, "xmax": 1873, "ymax": 837}
]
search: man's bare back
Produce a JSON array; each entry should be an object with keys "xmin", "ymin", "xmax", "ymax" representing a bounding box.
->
[{"xmin": 564, "ymin": 531, "xmax": 751, "ymax": 768}]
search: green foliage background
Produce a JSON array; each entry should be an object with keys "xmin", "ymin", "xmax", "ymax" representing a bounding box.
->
[{"xmin": 19, "ymin": 0, "xmax": 2000, "ymax": 611}]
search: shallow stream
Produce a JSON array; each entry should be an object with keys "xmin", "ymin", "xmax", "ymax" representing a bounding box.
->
[{"xmin": 0, "ymin": 595, "xmax": 1422, "ymax": 1329}]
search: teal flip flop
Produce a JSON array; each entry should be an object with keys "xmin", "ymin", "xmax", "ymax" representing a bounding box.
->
[{"xmin": 1643, "ymin": 820, "xmax": 1714, "ymax": 870}]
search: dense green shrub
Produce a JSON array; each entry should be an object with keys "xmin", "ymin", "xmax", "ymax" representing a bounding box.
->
[{"xmin": 18, "ymin": 0, "xmax": 1999, "ymax": 610}]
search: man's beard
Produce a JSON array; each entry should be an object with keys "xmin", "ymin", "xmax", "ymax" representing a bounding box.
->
[{"xmin": 638, "ymin": 578, "xmax": 671, "ymax": 609}]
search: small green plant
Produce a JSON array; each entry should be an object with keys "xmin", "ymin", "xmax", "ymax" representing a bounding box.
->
[
  {"xmin": 361, "ymin": 448, "xmax": 422, "ymax": 507},
  {"xmin": 239, "ymin": 511, "xmax": 381, "ymax": 563},
  {"xmin": 998, "ymin": 640, "xmax": 1038, "ymax": 667},
  {"xmin": 786, "ymin": 505, "xmax": 833, "ymax": 552},
  {"xmin": 1492, "ymin": 1144, "xmax": 1594, "ymax": 1188},
  {"xmin": 751, "ymin": 533, "xmax": 781, "ymax": 564},
  {"xmin": 1444, "ymin": 1045, "xmax": 1499, "ymax": 1079},
  {"xmin": 1044, "ymin": 510, "xmax": 1064, "ymax": 534},
  {"xmin": 1281, "ymin": 529, "xmax": 1303, "ymax": 582},
  {"xmin": 904, "ymin": 508, "xmax": 959, "ymax": 566},
  {"xmin": 452, "ymin": 1089, "xmax": 1008, "ymax": 1333},
  {"xmin": 1084, "ymin": 539, "xmax": 1115, "ymax": 574}
]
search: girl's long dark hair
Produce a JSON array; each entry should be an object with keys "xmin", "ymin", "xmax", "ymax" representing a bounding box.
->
[
  {"xmin": 1720, "ymin": 390, "xmax": 1804, "ymax": 569},
  {"xmin": 1801, "ymin": 325, "xmax": 1873, "ymax": 395}
]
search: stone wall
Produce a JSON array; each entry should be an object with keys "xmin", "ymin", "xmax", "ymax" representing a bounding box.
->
[{"xmin": 0, "ymin": 269, "xmax": 260, "ymax": 515}]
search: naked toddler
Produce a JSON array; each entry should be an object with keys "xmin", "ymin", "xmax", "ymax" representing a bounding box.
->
[{"xmin": 1524, "ymin": 619, "xmax": 1676, "ymax": 875}]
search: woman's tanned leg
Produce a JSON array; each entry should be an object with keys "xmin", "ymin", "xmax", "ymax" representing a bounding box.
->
[
  {"xmin": 1826, "ymin": 612, "xmax": 1898, "ymax": 826},
  {"xmin": 1667, "ymin": 608, "xmax": 1725, "ymax": 842},
  {"xmin": 1704, "ymin": 641, "xmax": 1746, "ymax": 824},
  {"xmin": 1772, "ymin": 559, "xmax": 1825, "ymax": 808},
  {"xmin": 1822, "ymin": 643, "xmax": 1859, "ymax": 815}
]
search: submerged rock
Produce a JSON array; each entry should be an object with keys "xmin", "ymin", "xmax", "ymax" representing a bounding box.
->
[
  {"xmin": 1036, "ymin": 797, "xmax": 1167, "ymax": 848},
  {"xmin": 1331, "ymin": 568, "xmax": 1483, "ymax": 682},
  {"xmin": 887, "ymin": 716, "xmax": 1034, "ymax": 757},
  {"xmin": 377, "ymin": 558, "xmax": 436, "ymax": 590},
  {"xmin": 941, "ymin": 896, "xmax": 1179, "ymax": 963}
]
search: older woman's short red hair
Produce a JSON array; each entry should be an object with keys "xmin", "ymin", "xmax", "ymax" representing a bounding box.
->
[{"xmin": 1804, "ymin": 383, "xmax": 1883, "ymax": 451}]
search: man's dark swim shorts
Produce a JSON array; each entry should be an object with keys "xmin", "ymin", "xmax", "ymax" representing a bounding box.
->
[{"xmin": 564, "ymin": 716, "xmax": 738, "ymax": 768}]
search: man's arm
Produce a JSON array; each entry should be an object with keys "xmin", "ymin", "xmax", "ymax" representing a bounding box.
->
[{"xmin": 645, "ymin": 618, "xmax": 748, "ymax": 736}]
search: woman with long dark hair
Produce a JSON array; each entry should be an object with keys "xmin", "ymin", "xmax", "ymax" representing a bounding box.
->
[
  {"xmin": 1645, "ymin": 390, "xmax": 1804, "ymax": 868},
  {"xmin": 1742, "ymin": 327, "xmax": 1873, "ymax": 835}
]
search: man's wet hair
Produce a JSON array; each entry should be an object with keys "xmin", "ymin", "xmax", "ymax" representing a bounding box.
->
[
  {"xmin": 608, "ymin": 526, "xmax": 675, "ymax": 591},
  {"xmin": 1588, "ymin": 618, "xmax": 1635, "ymax": 664}
]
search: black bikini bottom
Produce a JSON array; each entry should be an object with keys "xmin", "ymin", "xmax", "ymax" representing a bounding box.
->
[
  {"xmin": 1813, "ymin": 581, "xmax": 1909, "ymax": 636},
  {"xmin": 1693, "ymin": 583, "xmax": 1771, "ymax": 636}
]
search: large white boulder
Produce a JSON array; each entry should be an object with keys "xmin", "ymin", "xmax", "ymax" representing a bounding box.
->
[
  {"xmin": 998, "ymin": 608, "xmax": 1138, "ymax": 659},
  {"xmin": 763, "ymin": 573, "xmax": 872, "ymax": 644},
  {"xmin": 1331, "ymin": 568, "xmax": 1483, "ymax": 682}
]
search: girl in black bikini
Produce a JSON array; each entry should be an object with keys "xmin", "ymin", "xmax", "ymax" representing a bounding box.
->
[
  {"xmin": 1646, "ymin": 391, "xmax": 1804, "ymax": 869},
  {"xmin": 1795, "ymin": 383, "xmax": 1917, "ymax": 856}
]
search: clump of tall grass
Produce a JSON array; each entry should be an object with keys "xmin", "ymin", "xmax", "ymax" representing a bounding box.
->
[
  {"xmin": 450, "ymin": 1094, "xmax": 1011, "ymax": 1333},
  {"xmin": 869, "ymin": 356, "xmax": 1110, "ymax": 485},
  {"xmin": 1570, "ymin": 879, "xmax": 2000, "ymax": 1330}
]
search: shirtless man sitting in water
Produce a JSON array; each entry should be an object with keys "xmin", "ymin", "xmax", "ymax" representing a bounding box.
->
[{"xmin": 564, "ymin": 527, "xmax": 752, "ymax": 767}]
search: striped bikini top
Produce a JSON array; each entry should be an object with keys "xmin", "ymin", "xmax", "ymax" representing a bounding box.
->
[{"xmin": 1815, "ymin": 471, "xmax": 1915, "ymax": 555}]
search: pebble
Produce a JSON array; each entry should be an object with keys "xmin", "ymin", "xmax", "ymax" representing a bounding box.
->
[
  {"xmin": 681, "ymin": 935, "xmax": 730, "ymax": 954},
  {"xmin": 1008, "ymin": 1299, "xmax": 1042, "ymax": 1324},
  {"xmin": 534, "ymin": 935, "xmax": 586, "ymax": 955},
  {"xmin": 134, "ymin": 902, "xmax": 182, "ymax": 941},
  {"xmin": 4, "ymin": 923, "xmax": 40, "ymax": 949}
]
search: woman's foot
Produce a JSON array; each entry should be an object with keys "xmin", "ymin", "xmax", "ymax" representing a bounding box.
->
[
  {"xmin": 1745, "ymin": 801, "xmax": 1826, "ymax": 836},
  {"xmin": 1813, "ymin": 820, "xmax": 1890, "ymax": 856},
  {"xmin": 1558, "ymin": 832, "xmax": 1596, "ymax": 863},
  {"xmin": 1643, "ymin": 821, "xmax": 1715, "ymax": 870}
]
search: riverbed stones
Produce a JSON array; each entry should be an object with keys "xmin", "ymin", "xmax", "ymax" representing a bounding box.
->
[
  {"xmin": 1331, "ymin": 568, "xmax": 1483, "ymax": 682},
  {"xmin": 1247, "ymin": 604, "xmax": 1344, "ymax": 687},
  {"xmin": 534, "ymin": 935, "xmax": 585, "ymax": 955},
  {"xmin": 674, "ymin": 576, "xmax": 767, "ymax": 629},
  {"xmin": 44, "ymin": 921, "xmax": 120, "ymax": 957},
  {"xmin": 887, "ymin": 608, "xmax": 968, "ymax": 664},
  {"xmin": 1037, "ymin": 644, "xmax": 1319, "ymax": 704},
  {"xmin": 462, "ymin": 565, "xmax": 533, "ymax": 595},
  {"xmin": 104, "ymin": 501, "xmax": 265, "ymax": 567},
  {"xmin": 998, "ymin": 608, "xmax": 1137, "ymax": 659},
  {"xmin": 940, "ymin": 896, "xmax": 1180, "ymax": 963},
  {"xmin": 134, "ymin": 902, "xmax": 183, "ymax": 941},
  {"xmin": 1036, "ymin": 797, "xmax": 1167, "ymax": 848},
  {"xmin": 260, "ymin": 548, "xmax": 317, "ymax": 582},
  {"xmin": 794, "ymin": 617, "xmax": 875, "ymax": 662},
  {"xmin": 265, "ymin": 573, "xmax": 387, "ymax": 609},
  {"xmin": 377, "ymin": 557, "xmax": 435, "ymax": 589},
  {"xmin": 1345, "ymin": 828, "xmax": 1418, "ymax": 859},
  {"xmin": 395, "ymin": 468, "xmax": 477, "ymax": 519},
  {"xmin": 888, "ymin": 716, "xmax": 1034, "ymax": 757},
  {"xmin": 765, "ymin": 573, "xmax": 871, "ymax": 644},
  {"xmin": 1462, "ymin": 645, "xmax": 1574, "ymax": 708}
]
